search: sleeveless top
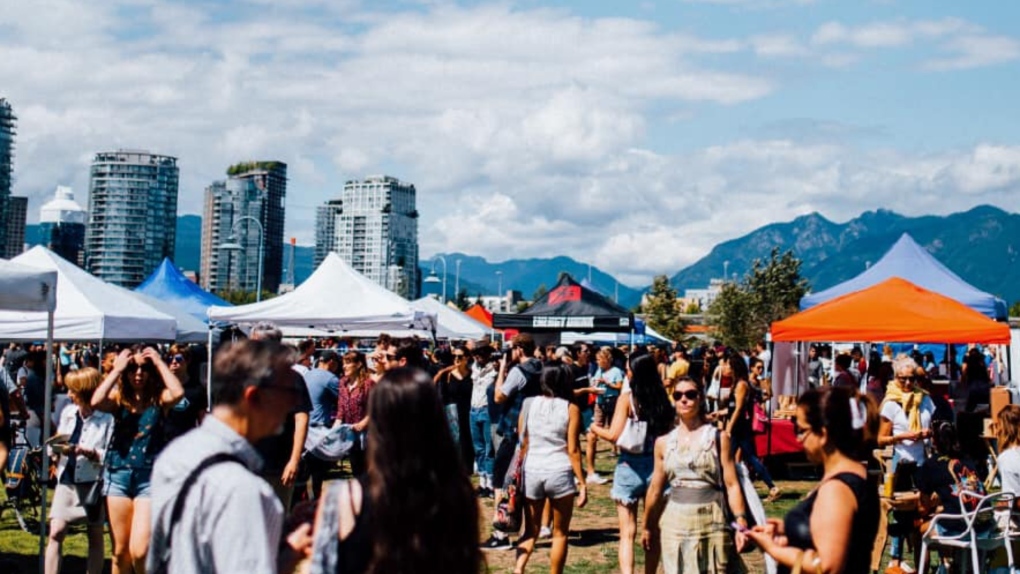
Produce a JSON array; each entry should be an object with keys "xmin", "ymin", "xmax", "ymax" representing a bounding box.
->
[
  {"xmin": 309, "ymin": 478, "xmax": 372, "ymax": 574},
  {"xmin": 663, "ymin": 424, "xmax": 721, "ymax": 491},
  {"xmin": 107, "ymin": 405, "xmax": 163, "ymax": 470},
  {"xmin": 781, "ymin": 472, "xmax": 879, "ymax": 574},
  {"xmin": 725, "ymin": 380, "xmax": 754, "ymax": 440},
  {"xmin": 522, "ymin": 396, "xmax": 572, "ymax": 474}
]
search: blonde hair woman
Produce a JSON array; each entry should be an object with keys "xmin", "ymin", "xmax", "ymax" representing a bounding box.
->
[{"xmin": 46, "ymin": 368, "xmax": 114, "ymax": 574}]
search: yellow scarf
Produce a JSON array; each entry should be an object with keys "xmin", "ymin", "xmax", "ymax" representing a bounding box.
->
[{"xmin": 883, "ymin": 380, "xmax": 926, "ymax": 433}]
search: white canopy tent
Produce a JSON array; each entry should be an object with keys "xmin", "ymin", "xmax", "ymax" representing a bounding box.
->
[
  {"xmin": 0, "ymin": 259, "xmax": 57, "ymax": 565},
  {"xmin": 127, "ymin": 290, "xmax": 210, "ymax": 343},
  {"xmin": 0, "ymin": 246, "xmax": 177, "ymax": 341},
  {"xmin": 207, "ymin": 253, "xmax": 435, "ymax": 333},
  {"xmin": 410, "ymin": 297, "xmax": 489, "ymax": 340}
]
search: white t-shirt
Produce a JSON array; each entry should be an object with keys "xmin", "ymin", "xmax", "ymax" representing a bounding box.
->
[
  {"xmin": 880, "ymin": 396, "xmax": 935, "ymax": 463},
  {"xmin": 521, "ymin": 396, "xmax": 571, "ymax": 475},
  {"xmin": 998, "ymin": 447, "xmax": 1020, "ymax": 496}
]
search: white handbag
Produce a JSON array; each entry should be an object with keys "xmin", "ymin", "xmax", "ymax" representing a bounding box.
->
[{"xmin": 616, "ymin": 404, "xmax": 648, "ymax": 454}]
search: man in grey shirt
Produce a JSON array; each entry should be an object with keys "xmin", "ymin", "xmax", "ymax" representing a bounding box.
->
[{"xmin": 147, "ymin": 339, "xmax": 312, "ymax": 574}]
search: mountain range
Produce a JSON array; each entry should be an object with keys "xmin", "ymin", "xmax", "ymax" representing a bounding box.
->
[{"xmin": 25, "ymin": 205, "xmax": 1020, "ymax": 308}]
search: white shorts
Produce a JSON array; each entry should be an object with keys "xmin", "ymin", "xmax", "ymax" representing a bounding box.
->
[
  {"xmin": 49, "ymin": 483, "xmax": 105, "ymax": 525},
  {"xmin": 524, "ymin": 469, "xmax": 577, "ymax": 500}
]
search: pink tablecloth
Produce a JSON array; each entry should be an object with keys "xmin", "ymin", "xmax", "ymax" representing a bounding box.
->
[{"xmin": 755, "ymin": 418, "xmax": 803, "ymax": 456}]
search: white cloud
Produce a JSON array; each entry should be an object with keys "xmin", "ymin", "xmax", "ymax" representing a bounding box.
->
[
  {"xmin": 923, "ymin": 35, "xmax": 1020, "ymax": 71},
  {"xmin": 749, "ymin": 34, "xmax": 808, "ymax": 57}
]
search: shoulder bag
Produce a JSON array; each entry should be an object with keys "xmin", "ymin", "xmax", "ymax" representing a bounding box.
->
[{"xmin": 616, "ymin": 399, "xmax": 648, "ymax": 454}]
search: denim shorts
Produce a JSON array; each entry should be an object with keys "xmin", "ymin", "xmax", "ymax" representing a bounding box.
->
[
  {"xmin": 104, "ymin": 467, "xmax": 153, "ymax": 499},
  {"xmin": 524, "ymin": 469, "xmax": 577, "ymax": 500},
  {"xmin": 611, "ymin": 452, "xmax": 655, "ymax": 505},
  {"xmin": 580, "ymin": 407, "xmax": 594, "ymax": 433}
]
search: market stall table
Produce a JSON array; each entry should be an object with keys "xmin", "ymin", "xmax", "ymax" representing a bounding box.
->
[{"xmin": 756, "ymin": 418, "xmax": 803, "ymax": 457}]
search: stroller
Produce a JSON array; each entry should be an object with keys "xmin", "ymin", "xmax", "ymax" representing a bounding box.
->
[{"xmin": 1, "ymin": 421, "xmax": 45, "ymax": 532}]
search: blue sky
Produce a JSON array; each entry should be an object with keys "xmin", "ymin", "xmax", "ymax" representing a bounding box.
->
[{"xmin": 2, "ymin": 0, "xmax": 1019, "ymax": 285}]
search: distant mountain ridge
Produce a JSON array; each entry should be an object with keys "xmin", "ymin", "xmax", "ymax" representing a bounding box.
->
[
  {"xmin": 25, "ymin": 205, "xmax": 1020, "ymax": 307},
  {"xmin": 670, "ymin": 205, "xmax": 1020, "ymax": 305}
]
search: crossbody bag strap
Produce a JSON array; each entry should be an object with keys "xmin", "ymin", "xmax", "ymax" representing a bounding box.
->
[{"xmin": 154, "ymin": 453, "xmax": 245, "ymax": 574}]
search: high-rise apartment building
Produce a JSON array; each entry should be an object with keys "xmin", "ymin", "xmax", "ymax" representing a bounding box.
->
[
  {"xmin": 84, "ymin": 150, "xmax": 179, "ymax": 287},
  {"xmin": 314, "ymin": 199, "xmax": 343, "ymax": 268},
  {"xmin": 3, "ymin": 195, "xmax": 26, "ymax": 259},
  {"xmin": 330, "ymin": 175, "xmax": 419, "ymax": 299},
  {"xmin": 0, "ymin": 99, "xmax": 16, "ymax": 257},
  {"xmin": 200, "ymin": 161, "xmax": 287, "ymax": 295},
  {"xmin": 40, "ymin": 186, "xmax": 87, "ymax": 266}
]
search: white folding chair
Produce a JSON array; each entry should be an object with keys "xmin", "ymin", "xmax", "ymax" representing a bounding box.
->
[{"xmin": 918, "ymin": 491, "xmax": 1015, "ymax": 573}]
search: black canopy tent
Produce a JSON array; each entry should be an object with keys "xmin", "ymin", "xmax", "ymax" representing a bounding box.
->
[{"xmin": 492, "ymin": 274, "xmax": 634, "ymax": 334}]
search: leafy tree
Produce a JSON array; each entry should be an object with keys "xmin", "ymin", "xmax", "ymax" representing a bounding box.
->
[
  {"xmin": 684, "ymin": 301, "xmax": 702, "ymax": 314},
  {"xmin": 216, "ymin": 289, "xmax": 276, "ymax": 305},
  {"xmin": 641, "ymin": 275, "xmax": 687, "ymax": 341},
  {"xmin": 707, "ymin": 248, "xmax": 809, "ymax": 349},
  {"xmin": 455, "ymin": 288, "xmax": 471, "ymax": 311},
  {"xmin": 1011, "ymin": 300, "xmax": 1020, "ymax": 317},
  {"xmin": 532, "ymin": 283, "xmax": 548, "ymax": 301}
]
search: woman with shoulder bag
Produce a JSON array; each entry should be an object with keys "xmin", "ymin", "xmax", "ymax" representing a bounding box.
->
[
  {"xmin": 591, "ymin": 352, "xmax": 675, "ymax": 574},
  {"xmin": 46, "ymin": 367, "xmax": 114, "ymax": 574},
  {"xmin": 727, "ymin": 357, "xmax": 781, "ymax": 502}
]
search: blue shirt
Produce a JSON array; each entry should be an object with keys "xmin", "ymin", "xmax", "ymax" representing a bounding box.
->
[{"xmin": 304, "ymin": 368, "xmax": 340, "ymax": 426}]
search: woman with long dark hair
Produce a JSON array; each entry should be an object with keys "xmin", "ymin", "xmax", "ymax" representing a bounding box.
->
[
  {"xmin": 725, "ymin": 355, "xmax": 781, "ymax": 502},
  {"xmin": 746, "ymin": 386, "xmax": 880, "ymax": 574},
  {"xmin": 91, "ymin": 346, "xmax": 183, "ymax": 574},
  {"xmin": 513, "ymin": 364, "xmax": 587, "ymax": 574},
  {"xmin": 434, "ymin": 344, "xmax": 474, "ymax": 468},
  {"xmin": 307, "ymin": 367, "xmax": 481, "ymax": 574},
  {"xmin": 591, "ymin": 353, "xmax": 674, "ymax": 574}
]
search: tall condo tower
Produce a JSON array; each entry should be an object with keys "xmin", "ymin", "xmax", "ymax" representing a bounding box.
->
[
  {"xmin": 314, "ymin": 198, "xmax": 343, "ymax": 268},
  {"xmin": 85, "ymin": 150, "xmax": 179, "ymax": 287},
  {"xmin": 200, "ymin": 161, "xmax": 287, "ymax": 295},
  {"xmin": 0, "ymin": 99, "xmax": 16, "ymax": 257},
  {"xmin": 40, "ymin": 186, "xmax": 87, "ymax": 266},
  {"xmin": 331, "ymin": 175, "xmax": 419, "ymax": 299}
]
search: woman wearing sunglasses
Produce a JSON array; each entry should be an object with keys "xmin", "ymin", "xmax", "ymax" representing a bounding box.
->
[
  {"xmin": 746, "ymin": 386, "xmax": 880, "ymax": 574},
  {"xmin": 161, "ymin": 344, "xmax": 207, "ymax": 443},
  {"xmin": 877, "ymin": 355, "xmax": 935, "ymax": 574},
  {"xmin": 92, "ymin": 345, "xmax": 183, "ymax": 574},
  {"xmin": 590, "ymin": 352, "xmax": 674, "ymax": 574},
  {"xmin": 642, "ymin": 377, "xmax": 748, "ymax": 573},
  {"xmin": 435, "ymin": 345, "xmax": 474, "ymax": 469}
]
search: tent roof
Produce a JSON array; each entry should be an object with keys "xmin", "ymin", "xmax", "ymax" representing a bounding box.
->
[
  {"xmin": 492, "ymin": 274, "xmax": 634, "ymax": 332},
  {"xmin": 800, "ymin": 233, "xmax": 1007, "ymax": 320},
  {"xmin": 128, "ymin": 290, "xmax": 211, "ymax": 343},
  {"xmin": 135, "ymin": 258, "xmax": 231, "ymax": 322},
  {"xmin": 207, "ymin": 253, "xmax": 435, "ymax": 333},
  {"xmin": 773, "ymin": 277, "xmax": 1010, "ymax": 344},
  {"xmin": 464, "ymin": 304, "xmax": 493, "ymax": 328},
  {"xmin": 0, "ymin": 246, "xmax": 177, "ymax": 341},
  {"xmin": 0, "ymin": 259, "xmax": 56, "ymax": 313},
  {"xmin": 410, "ymin": 297, "xmax": 489, "ymax": 340}
]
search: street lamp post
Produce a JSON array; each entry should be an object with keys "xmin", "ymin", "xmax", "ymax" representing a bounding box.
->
[
  {"xmin": 455, "ymin": 259, "xmax": 462, "ymax": 301},
  {"xmin": 430, "ymin": 255, "xmax": 448, "ymax": 303},
  {"xmin": 221, "ymin": 215, "xmax": 265, "ymax": 302},
  {"xmin": 495, "ymin": 270, "xmax": 503, "ymax": 312}
]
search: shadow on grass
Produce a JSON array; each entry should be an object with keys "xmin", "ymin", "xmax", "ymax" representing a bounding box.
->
[
  {"xmin": 0, "ymin": 553, "xmax": 107, "ymax": 574},
  {"xmin": 569, "ymin": 527, "xmax": 618, "ymax": 548}
]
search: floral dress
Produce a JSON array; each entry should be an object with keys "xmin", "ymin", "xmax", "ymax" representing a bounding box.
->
[{"xmin": 659, "ymin": 424, "xmax": 742, "ymax": 574}]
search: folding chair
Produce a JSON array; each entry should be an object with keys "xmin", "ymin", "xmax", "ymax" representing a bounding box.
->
[{"xmin": 918, "ymin": 491, "xmax": 1015, "ymax": 573}]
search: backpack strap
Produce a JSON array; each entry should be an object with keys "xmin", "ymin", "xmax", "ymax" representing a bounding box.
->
[{"xmin": 154, "ymin": 452, "xmax": 245, "ymax": 574}]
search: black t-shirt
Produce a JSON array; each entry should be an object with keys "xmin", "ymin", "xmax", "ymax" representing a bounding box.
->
[
  {"xmin": 571, "ymin": 363, "xmax": 592, "ymax": 410},
  {"xmin": 162, "ymin": 382, "xmax": 209, "ymax": 444},
  {"xmin": 255, "ymin": 372, "xmax": 313, "ymax": 473},
  {"xmin": 914, "ymin": 456, "xmax": 980, "ymax": 532},
  {"xmin": 60, "ymin": 414, "xmax": 85, "ymax": 485}
]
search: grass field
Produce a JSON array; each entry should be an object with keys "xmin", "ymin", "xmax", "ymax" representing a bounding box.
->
[{"xmin": 0, "ymin": 454, "xmax": 815, "ymax": 574}]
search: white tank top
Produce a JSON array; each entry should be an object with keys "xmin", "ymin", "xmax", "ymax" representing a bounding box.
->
[{"xmin": 521, "ymin": 396, "xmax": 572, "ymax": 474}]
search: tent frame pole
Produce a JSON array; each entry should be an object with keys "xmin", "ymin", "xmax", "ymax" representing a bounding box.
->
[{"xmin": 38, "ymin": 310, "xmax": 55, "ymax": 569}]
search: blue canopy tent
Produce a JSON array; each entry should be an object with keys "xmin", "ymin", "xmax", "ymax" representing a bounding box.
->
[
  {"xmin": 800, "ymin": 233, "xmax": 1007, "ymax": 320},
  {"xmin": 135, "ymin": 258, "xmax": 232, "ymax": 322}
]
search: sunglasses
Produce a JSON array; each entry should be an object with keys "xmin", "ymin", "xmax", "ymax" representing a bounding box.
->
[
  {"xmin": 169, "ymin": 354, "xmax": 185, "ymax": 364},
  {"xmin": 453, "ymin": 353, "xmax": 466, "ymax": 359},
  {"xmin": 672, "ymin": 390, "xmax": 700, "ymax": 402},
  {"xmin": 795, "ymin": 425, "xmax": 812, "ymax": 439}
]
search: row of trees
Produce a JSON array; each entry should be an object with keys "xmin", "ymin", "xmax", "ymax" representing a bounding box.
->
[{"xmin": 642, "ymin": 248, "xmax": 809, "ymax": 349}]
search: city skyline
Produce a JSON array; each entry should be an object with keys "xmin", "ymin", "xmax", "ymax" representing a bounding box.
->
[{"xmin": 3, "ymin": 2, "xmax": 1020, "ymax": 285}]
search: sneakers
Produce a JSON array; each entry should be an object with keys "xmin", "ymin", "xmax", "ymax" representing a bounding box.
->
[
  {"xmin": 480, "ymin": 535, "xmax": 513, "ymax": 550},
  {"xmin": 884, "ymin": 563, "xmax": 915, "ymax": 574},
  {"xmin": 539, "ymin": 526, "xmax": 552, "ymax": 539},
  {"xmin": 586, "ymin": 472, "xmax": 609, "ymax": 485},
  {"xmin": 765, "ymin": 486, "xmax": 782, "ymax": 502}
]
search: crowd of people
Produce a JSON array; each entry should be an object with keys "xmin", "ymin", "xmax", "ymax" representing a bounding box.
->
[{"xmin": 2, "ymin": 332, "xmax": 1019, "ymax": 574}]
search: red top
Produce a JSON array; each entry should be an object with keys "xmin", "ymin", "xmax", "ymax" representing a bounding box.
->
[{"xmin": 336, "ymin": 376, "xmax": 374, "ymax": 425}]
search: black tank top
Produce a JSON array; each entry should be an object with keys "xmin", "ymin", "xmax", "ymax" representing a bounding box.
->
[
  {"xmin": 336, "ymin": 477, "xmax": 373, "ymax": 574},
  {"xmin": 780, "ymin": 472, "xmax": 879, "ymax": 574}
]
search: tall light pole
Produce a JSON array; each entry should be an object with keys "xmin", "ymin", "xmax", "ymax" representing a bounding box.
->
[
  {"xmin": 430, "ymin": 255, "xmax": 448, "ymax": 303},
  {"xmin": 222, "ymin": 215, "xmax": 265, "ymax": 302},
  {"xmin": 495, "ymin": 270, "xmax": 503, "ymax": 312},
  {"xmin": 455, "ymin": 259, "xmax": 462, "ymax": 301}
]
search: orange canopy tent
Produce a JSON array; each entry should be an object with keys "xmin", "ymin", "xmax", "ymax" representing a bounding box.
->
[
  {"xmin": 771, "ymin": 277, "xmax": 1010, "ymax": 345},
  {"xmin": 464, "ymin": 304, "xmax": 493, "ymax": 328}
]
